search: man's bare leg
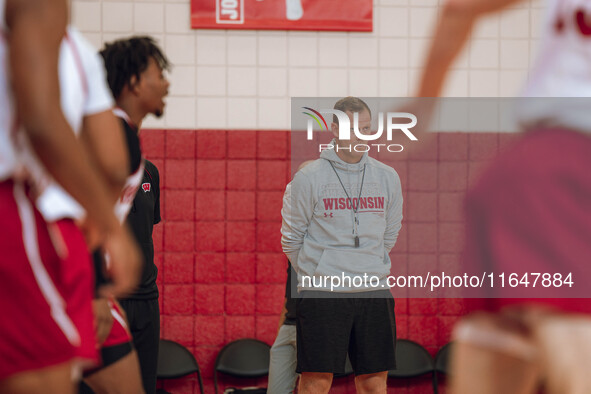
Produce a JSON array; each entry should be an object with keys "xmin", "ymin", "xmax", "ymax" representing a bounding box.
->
[
  {"xmin": 450, "ymin": 313, "xmax": 539, "ymax": 394},
  {"xmin": 84, "ymin": 350, "xmax": 144, "ymax": 394},
  {"xmin": 299, "ymin": 372, "xmax": 332, "ymax": 394},
  {"xmin": 0, "ymin": 361, "xmax": 75, "ymax": 394},
  {"xmin": 355, "ymin": 371, "xmax": 388, "ymax": 394}
]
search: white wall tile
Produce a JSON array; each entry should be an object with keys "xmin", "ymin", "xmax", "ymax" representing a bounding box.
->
[
  {"xmin": 379, "ymin": 38, "xmax": 408, "ymax": 68},
  {"xmin": 227, "ymin": 98, "xmax": 257, "ymax": 128},
  {"xmin": 500, "ymin": 9, "xmax": 530, "ymax": 38},
  {"xmin": 378, "ymin": 7, "xmax": 409, "ymax": 37},
  {"xmin": 378, "ymin": 69, "xmax": 409, "ymax": 97},
  {"xmin": 142, "ymin": 113, "xmax": 166, "ymax": 129},
  {"xmin": 82, "ymin": 33, "xmax": 102, "ymax": 51},
  {"xmin": 227, "ymin": 67, "xmax": 257, "ymax": 96},
  {"xmin": 258, "ymin": 68, "xmax": 287, "ymax": 97},
  {"xmin": 469, "ymin": 39, "xmax": 499, "ymax": 69},
  {"xmin": 318, "ymin": 68, "xmax": 348, "ymax": 97},
  {"xmin": 259, "ymin": 34, "xmax": 288, "ymax": 66},
  {"xmin": 410, "ymin": 7, "xmax": 438, "ymax": 38},
  {"xmin": 166, "ymin": 34, "xmax": 196, "ymax": 65},
  {"xmin": 318, "ymin": 35, "xmax": 348, "ymax": 67},
  {"xmin": 442, "ymin": 70, "xmax": 469, "ymax": 97},
  {"xmin": 408, "ymin": 38, "xmax": 429, "ymax": 68},
  {"xmin": 379, "ymin": 0, "xmax": 408, "ymax": 5},
  {"xmin": 196, "ymin": 32, "xmax": 226, "ymax": 65},
  {"xmin": 500, "ymin": 70, "xmax": 527, "ymax": 96},
  {"xmin": 196, "ymin": 98, "xmax": 227, "ymax": 129},
  {"xmin": 227, "ymin": 33, "xmax": 257, "ymax": 66},
  {"xmin": 469, "ymin": 70, "xmax": 499, "ymax": 96},
  {"xmin": 530, "ymin": 8, "xmax": 545, "ymax": 38},
  {"xmin": 71, "ymin": 2, "xmax": 101, "ymax": 32},
  {"xmin": 102, "ymin": 2, "xmax": 133, "ymax": 33},
  {"xmin": 165, "ymin": 97, "xmax": 196, "ymax": 128},
  {"xmin": 169, "ymin": 65, "xmax": 196, "ymax": 96},
  {"xmin": 165, "ymin": 3, "xmax": 192, "ymax": 34},
  {"xmin": 500, "ymin": 40, "xmax": 529, "ymax": 69},
  {"xmin": 349, "ymin": 69, "xmax": 378, "ymax": 97},
  {"xmin": 196, "ymin": 66, "xmax": 226, "ymax": 96},
  {"xmin": 257, "ymin": 98, "xmax": 288, "ymax": 129},
  {"xmin": 134, "ymin": 3, "xmax": 164, "ymax": 33},
  {"xmin": 288, "ymin": 34, "xmax": 318, "ymax": 67},
  {"xmin": 348, "ymin": 37, "xmax": 378, "ymax": 68},
  {"xmin": 473, "ymin": 15, "xmax": 499, "ymax": 39},
  {"xmin": 73, "ymin": 0, "xmax": 542, "ymax": 130},
  {"xmin": 289, "ymin": 69, "xmax": 318, "ymax": 97}
]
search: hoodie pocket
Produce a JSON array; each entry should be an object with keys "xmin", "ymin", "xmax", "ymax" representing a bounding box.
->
[{"xmin": 314, "ymin": 249, "xmax": 390, "ymax": 279}]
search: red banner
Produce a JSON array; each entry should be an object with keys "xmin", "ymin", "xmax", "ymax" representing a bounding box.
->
[{"xmin": 191, "ymin": 0, "xmax": 373, "ymax": 32}]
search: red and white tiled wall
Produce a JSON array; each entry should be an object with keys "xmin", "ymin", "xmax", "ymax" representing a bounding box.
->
[{"xmin": 141, "ymin": 128, "xmax": 519, "ymax": 393}]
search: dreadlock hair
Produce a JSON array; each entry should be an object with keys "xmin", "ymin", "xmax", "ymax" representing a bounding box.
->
[{"xmin": 100, "ymin": 36, "xmax": 170, "ymax": 100}]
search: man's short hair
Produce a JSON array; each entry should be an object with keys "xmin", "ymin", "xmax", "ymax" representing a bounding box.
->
[
  {"xmin": 100, "ymin": 36, "xmax": 170, "ymax": 99},
  {"xmin": 333, "ymin": 96, "xmax": 371, "ymax": 124}
]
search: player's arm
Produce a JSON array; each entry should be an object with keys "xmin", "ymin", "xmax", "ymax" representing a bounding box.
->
[
  {"xmin": 280, "ymin": 175, "xmax": 315, "ymax": 271},
  {"xmin": 81, "ymin": 110, "xmax": 129, "ymax": 202},
  {"xmin": 7, "ymin": 0, "xmax": 118, "ymax": 234},
  {"xmin": 417, "ymin": 0, "xmax": 524, "ymax": 97},
  {"xmin": 384, "ymin": 173, "xmax": 403, "ymax": 253},
  {"xmin": 7, "ymin": 0, "xmax": 141, "ymax": 296}
]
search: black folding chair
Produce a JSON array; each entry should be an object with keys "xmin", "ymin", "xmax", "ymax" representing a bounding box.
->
[
  {"xmin": 214, "ymin": 338, "xmax": 271, "ymax": 394},
  {"xmin": 157, "ymin": 339, "xmax": 204, "ymax": 394},
  {"xmin": 433, "ymin": 342, "xmax": 453, "ymax": 394},
  {"xmin": 388, "ymin": 339, "xmax": 434, "ymax": 381}
]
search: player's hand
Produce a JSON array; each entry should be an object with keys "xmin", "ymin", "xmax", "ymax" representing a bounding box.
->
[
  {"xmin": 98, "ymin": 224, "xmax": 142, "ymax": 298},
  {"xmin": 92, "ymin": 298, "xmax": 113, "ymax": 346},
  {"xmin": 77, "ymin": 216, "xmax": 104, "ymax": 251}
]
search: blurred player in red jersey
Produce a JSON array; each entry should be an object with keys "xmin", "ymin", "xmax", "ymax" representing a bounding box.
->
[
  {"xmin": 417, "ymin": 0, "xmax": 591, "ymax": 393},
  {"xmin": 0, "ymin": 0, "xmax": 141, "ymax": 393}
]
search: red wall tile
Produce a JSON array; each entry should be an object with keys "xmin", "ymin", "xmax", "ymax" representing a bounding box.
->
[
  {"xmin": 257, "ymin": 161, "xmax": 288, "ymax": 190},
  {"xmin": 194, "ymin": 284, "xmax": 225, "ymax": 315},
  {"xmin": 166, "ymin": 130, "xmax": 195, "ymax": 159},
  {"xmin": 196, "ymin": 160, "xmax": 226, "ymax": 190},
  {"xmin": 165, "ymin": 190, "xmax": 195, "ymax": 221},
  {"xmin": 257, "ymin": 130, "xmax": 288, "ymax": 160},
  {"xmin": 164, "ymin": 222, "xmax": 194, "ymax": 252},
  {"xmin": 194, "ymin": 253, "xmax": 225, "ymax": 283},
  {"xmin": 226, "ymin": 253, "xmax": 256, "ymax": 284},
  {"xmin": 165, "ymin": 159, "xmax": 196, "ymax": 189},
  {"xmin": 197, "ymin": 130, "xmax": 227, "ymax": 159},
  {"xmin": 195, "ymin": 190, "xmax": 225, "ymax": 221},
  {"xmin": 228, "ymin": 130, "xmax": 257, "ymax": 159},
  {"xmin": 140, "ymin": 129, "xmax": 165, "ymax": 158},
  {"xmin": 225, "ymin": 284, "xmax": 255, "ymax": 315},
  {"xmin": 226, "ymin": 222, "xmax": 255, "ymax": 252},
  {"xmin": 195, "ymin": 221, "xmax": 225, "ymax": 252},
  {"xmin": 226, "ymin": 191, "xmax": 255, "ymax": 220},
  {"xmin": 227, "ymin": 160, "xmax": 256, "ymax": 190},
  {"xmin": 163, "ymin": 253, "xmax": 194, "ymax": 284}
]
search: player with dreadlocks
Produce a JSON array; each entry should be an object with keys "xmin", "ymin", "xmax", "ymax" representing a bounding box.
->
[{"xmin": 80, "ymin": 36, "xmax": 170, "ymax": 394}]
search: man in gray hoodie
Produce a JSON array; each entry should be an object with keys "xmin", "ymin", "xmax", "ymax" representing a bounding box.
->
[{"xmin": 281, "ymin": 97, "xmax": 403, "ymax": 393}]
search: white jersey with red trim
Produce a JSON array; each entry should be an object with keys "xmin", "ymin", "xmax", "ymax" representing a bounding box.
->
[
  {"xmin": 519, "ymin": 0, "xmax": 591, "ymax": 132},
  {"xmin": 24, "ymin": 26, "xmax": 114, "ymax": 221},
  {"xmin": 0, "ymin": 0, "xmax": 22, "ymax": 182}
]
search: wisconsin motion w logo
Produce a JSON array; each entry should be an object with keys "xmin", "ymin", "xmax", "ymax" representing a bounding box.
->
[{"xmin": 302, "ymin": 107, "xmax": 418, "ymax": 152}]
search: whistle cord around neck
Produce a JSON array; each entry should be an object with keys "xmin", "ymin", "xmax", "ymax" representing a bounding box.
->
[{"xmin": 327, "ymin": 161, "xmax": 366, "ymax": 247}]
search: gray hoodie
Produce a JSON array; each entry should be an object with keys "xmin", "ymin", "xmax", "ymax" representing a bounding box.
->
[{"xmin": 281, "ymin": 141, "xmax": 403, "ymax": 293}]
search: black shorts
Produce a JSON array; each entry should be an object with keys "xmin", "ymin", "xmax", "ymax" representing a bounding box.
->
[{"xmin": 295, "ymin": 290, "xmax": 396, "ymax": 375}]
